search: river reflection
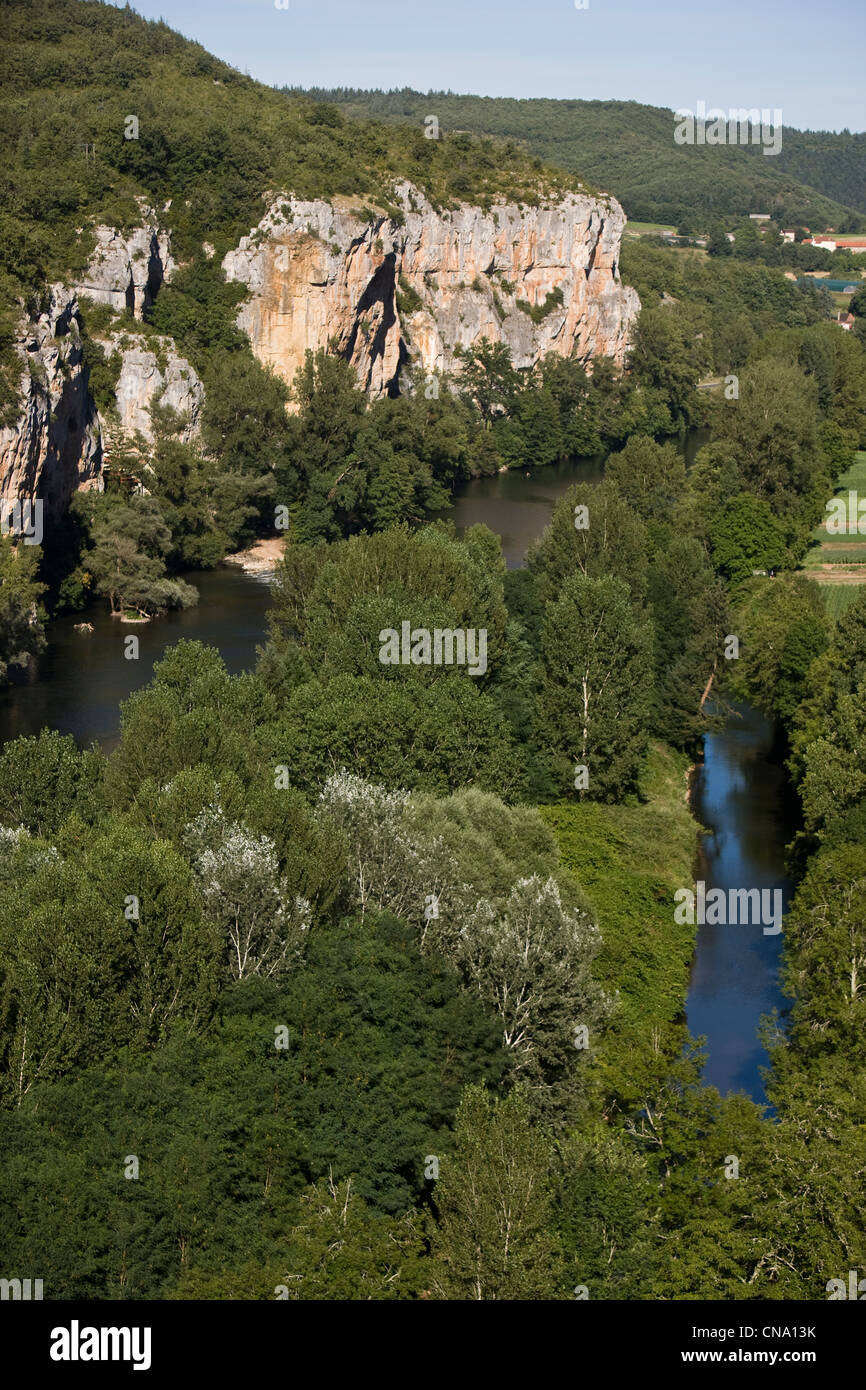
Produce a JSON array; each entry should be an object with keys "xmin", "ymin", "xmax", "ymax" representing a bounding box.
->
[
  {"xmin": 440, "ymin": 428, "xmax": 710, "ymax": 567},
  {"xmin": 0, "ymin": 567, "xmax": 273, "ymax": 753},
  {"xmin": 686, "ymin": 704, "xmax": 798, "ymax": 1102}
]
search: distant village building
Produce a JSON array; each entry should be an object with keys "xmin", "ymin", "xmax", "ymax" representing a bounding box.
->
[
  {"xmin": 781, "ymin": 230, "xmax": 796, "ymax": 243},
  {"xmin": 749, "ymin": 213, "xmax": 771, "ymax": 221},
  {"xmin": 834, "ymin": 238, "xmax": 866, "ymax": 254},
  {"xmin": 808, "ymin": 237, "xmax": 838, "ymax": 251},
  {"xmin": 837, "ymin": 312, "xmax": 856, "ymax": 331}
]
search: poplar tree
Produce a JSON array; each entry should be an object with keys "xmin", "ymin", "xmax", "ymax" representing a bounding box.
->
[
  {"xmin": 534, "ymin": 572, "xmax": 653, "ymax": 800},
  {"xmin": 432, "ymin": 1086, "xmax": 559, "ymax": 1300}
]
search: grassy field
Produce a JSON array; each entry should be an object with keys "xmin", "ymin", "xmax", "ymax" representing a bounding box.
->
[
  {"xmin": 816, "ymin": 584, "xmax": 862, "ymax": 620},
  {"xmin": 803, "ymin": 451, "xmax": 866, "ymax": 616},
  {"xmin": 540, "ymin": 741, "xmax": 701, "ymax": 1110},
  {"xmin": 623, "ymin": 220, "xmax": 677, "ymax": 236}
]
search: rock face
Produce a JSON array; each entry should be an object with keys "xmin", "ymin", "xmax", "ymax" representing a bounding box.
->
[
  {"xmin": 0, "ymin": 187, "xmax": 639, "ymax": 524},
  {"xmin": 74, "ymin": 219, "xmax": 175, "ymax": 320},
  {"xmin": 223, "ymin": 181, "xmax": 639, "ymax": 396},
  {"xmin": 0, "ymin": 287, "xmax": 102, "ymax": 522},
  {"xmin": 101, "ymin": 334, "xmax": 204, "ymax": 444}
]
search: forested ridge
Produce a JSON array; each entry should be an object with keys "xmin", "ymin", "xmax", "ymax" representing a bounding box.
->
[
  {"xmin": 0, "ymin": 0, "xmax": 581, "ymax": 309},
  {"xmin": 0, "ymin": 0, "xmax": 865, "ymax": 1303},
  {"xmin": 296, "ymin": 88, "xmax": 866, "ymax": 227}
]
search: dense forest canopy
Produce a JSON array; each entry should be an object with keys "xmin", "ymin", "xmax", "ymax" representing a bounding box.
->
[
  {"xmin": 0, "ymin": 0, "xmax": 584, "ymax": 314},
  {"xmin": 295, "ymin": 88, "xmax": 866, "ymax": 228},
  {"xmin": 0, "ymin": 0, "xmax": 865, "ymax": 1307}
]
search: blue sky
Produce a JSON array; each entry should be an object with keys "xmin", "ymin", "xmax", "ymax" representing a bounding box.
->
[{"xmin": 116, "ymin": 0, "xmax": 864, "ymax": 131}]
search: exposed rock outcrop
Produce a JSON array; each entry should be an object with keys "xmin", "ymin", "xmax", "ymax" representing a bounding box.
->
[
  {"xmin": 0, "ymin": 187, "xmax": 639, "ymax": 525},
  {"xmin": 223, "ymin": 181, "xmax": 639, "ymax": 397},
  {"xmin": 0, "ymin": 287, "xmax": 102, "ymax": 521},
  {"xmin": 74, "ymin": 218, "xmax": 175, "ymax": 320},
  {"xmin": 100, "ymin": 334, "xmax": 204, "ymax": 444}
]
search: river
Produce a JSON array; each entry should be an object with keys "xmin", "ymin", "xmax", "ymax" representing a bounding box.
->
[
  {"xmin": 438, "ymin": 429, "xmax": 711, "ymax": 568},
  {"xmin": 445, "ymin": 435, "xmax": 791, "ymax": 1103},
  {"xmin": 0, "ymin": 567, "xmax": 274, "ymax": 754},
  {"xmin": 687, "ymin": 705, "xmax": 794, "ymax": 1101},
  {"xmin": 1, "ymin": 428, "xmax": 790, "ymax": 1101}
]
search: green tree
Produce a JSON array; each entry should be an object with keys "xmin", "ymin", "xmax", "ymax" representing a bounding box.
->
[
  {"xmin": 274, "ymin": 671, "xmax": 520, "ymax": 799},
  {"xmin": 183, "ymin": 805, "xmax": 311, "ymax": 982},
  {"xmin": 707, "ymin": 493, "xmax": 788, "ymax": 583},
  {"xmin": 605, "ymin": 435, "xmax": 686, "ymax": 524},
  {"xmin": 84, "ymin": 495, "xmax": 198, "ymax": 616},
  {"xmin": 648, "ymin": 534, "xmax": 730, "ymax": 746},
  {"xmin": 279, "ymin": 1176, "xmax": 427, "ymax": 1299},
  {"xmin": 778, "ymin": 843, "xmax": 866, "ymax": 1060},
  {"xmin": 105, "ymin": 642, "xmax": 274, "ymax": 806},
  {"xmin": 495, "ymin": 387, "xmax": 563, "ymax": 470},
  {"xmin": 800, "ymin": 679, "xmax": 866, "ymax": 838},
  {"xmin": 454, "ymin": 340, "xmax": 522, "ymax": 426},
  {"xmin": 459, "ymin": 875, "xmax": 606, "ymax": 1114},
  {"xmin": 553, "ymin": 1128, "xmax": 658, "ymax": 1299},
  {"xmin": 707, "ymin": 224, "xmax": 733, "ymax": 257},
  {"xmin": 534, "ymin": 573, "xmax": 653, "ymax": 800},
  {"xmin": 526, "ymin": 480, "xmax": 649, "ymax": 607},
  {"xmin": 713, "ymin": 359, "xmax": 827, "ymax": 522},
  {"xmin": 0, "ymin": 729, "xmax": 102, "ymax": 836},
  {"xmin": 540, "ymin": 353, "xmax": 602, "ymax": 457},
  {"xmin": 0, "ymin": 819, "xmax": 221, "ymax": 1102},
  {"xmin": 148, "ymin": 438, "xmax": 231, "ymax": 568},
  {"xmin": 0, "ymin": 533, "xmax": 45, "ymax": 683},
  {"xmin": 431, "ymin": 1086, "xmax": 558, "ymax": 1300},
  {"xmin": 727, "ymin": 575, "xmax": 829, "ymax": 723},
  {"xmin": 629, "ymin": 303, "xmax": 705, "ymax": 426}
]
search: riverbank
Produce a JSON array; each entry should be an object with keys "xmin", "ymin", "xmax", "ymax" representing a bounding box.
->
[
  {"xmin": 539, "ymin": 741, "xmax": 700, "ymax": 1109},
  {"xmin": 223, "ymin": 536, "xmax": 285, "ymax": 574}
]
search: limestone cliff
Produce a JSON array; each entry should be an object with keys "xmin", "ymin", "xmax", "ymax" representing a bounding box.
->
[
  {"xmin": 222, "ymin": 181, "xmax": 639, "ymax": 396},
  {"xmin": 100, "ymin": 334, "xmax": 204, "ymax": 446},
  {"xmin": 74, "ymin": 215, "xmax": 175, "ymax": 320},
  {"xmin": 0, "ymin": 185, "xmax": 638, "ymax": 521},
  {"xmin": 0, "ymin": 287, "xmax": 102, "ymax": 522},
  {"xmin": 0, "ymin": 208, "xmax": 191, "ymax": 517}
]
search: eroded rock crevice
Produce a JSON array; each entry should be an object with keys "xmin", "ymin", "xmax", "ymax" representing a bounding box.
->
[
  {"xmin": 223, "ymin": 181, "xmax": 640, "ymax": 399},
  {"xmin": 1, "ymin": 183, "xmax": 639, "ymax": 517}
]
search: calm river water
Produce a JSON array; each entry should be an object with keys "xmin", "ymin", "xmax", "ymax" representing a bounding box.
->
[
  {"xmin": 687, "ymin": 706, "xmax": 794, "ymax": 1101},
  {"xmin": 439, "ymin": 428, "xmax": 710, "ymax": 568},
  {"xmin": 0, "ymin": 567, "xmax": 273, "ymax": 754},
  {"xmin": 1, "ymin": 428, "xmax": 790, "ymax": 1101}
]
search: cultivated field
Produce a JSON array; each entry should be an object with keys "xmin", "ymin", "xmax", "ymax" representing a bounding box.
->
[{"xmin": 803, "ymin": 450, "xmax": 866, "ymax": 615}]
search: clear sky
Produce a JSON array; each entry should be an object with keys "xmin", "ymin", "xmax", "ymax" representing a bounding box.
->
[{"xmin": 114, "ymin": 0, "xmax": 864, "ymax": 132}]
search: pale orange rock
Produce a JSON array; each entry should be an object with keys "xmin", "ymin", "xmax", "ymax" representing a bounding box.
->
[
  {"xmin": 1, "ymin": 185, "xmax": 640, "ymax": 519},
  {"xmin": 222, "ymin": 182, "xmax": 640, "ymax": 397}
]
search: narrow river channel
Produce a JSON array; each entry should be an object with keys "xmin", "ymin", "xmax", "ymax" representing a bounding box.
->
[
  {"xmin": 445, "ymin": 438, "xmax": 793, "ymax": 1105},
  {"xmin": 1, "ymin": 429, "xmax": 791, "ymax": 1102},
  {"xmin": 687, "ymin": 705, "xmax": 795, "ymax": 1102}
]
